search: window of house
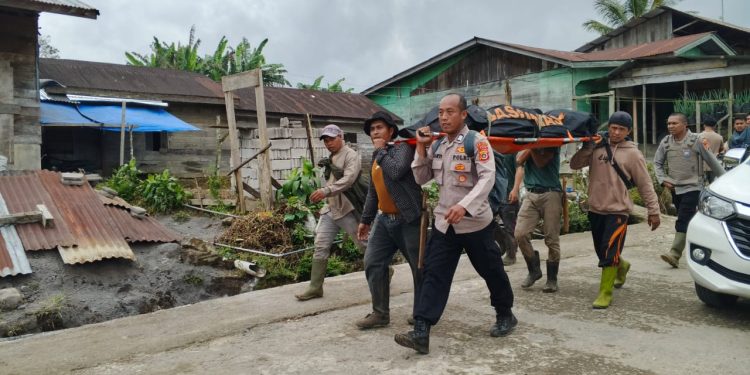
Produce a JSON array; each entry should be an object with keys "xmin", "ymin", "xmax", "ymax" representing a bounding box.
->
[
  {"xmin": 344, "ymin": 132, "xmax": 357, "ymax": 144},
  {"xmin": 145, "ymin": 131, "xmax": 167, "ymax": 151}
]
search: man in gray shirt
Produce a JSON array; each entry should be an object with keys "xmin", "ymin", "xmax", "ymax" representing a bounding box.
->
[{"xmin": 654, "ymin": 113, "xmax": 724, "ymax": 268}]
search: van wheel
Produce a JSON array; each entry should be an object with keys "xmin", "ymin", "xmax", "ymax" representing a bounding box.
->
[{"xmin": 695, "ymin": 283, "xmax": 738, "ymax": 308}]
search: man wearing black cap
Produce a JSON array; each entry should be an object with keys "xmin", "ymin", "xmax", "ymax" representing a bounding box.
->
[
  {"xmin": 699, "ymin": 116, "xmax": 724, "ymax": 183},
  {"xmin": 571, "ymin": 111, "xmax": 661, "ymax": 308},
  {"xmin": 355, "ymin": 111, "xmax": 423, "ymax": 329}
]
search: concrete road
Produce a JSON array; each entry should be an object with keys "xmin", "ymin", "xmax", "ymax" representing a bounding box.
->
[{"xmin": 1, "ymin": 217, "xmax": 749, "ymax": 374}]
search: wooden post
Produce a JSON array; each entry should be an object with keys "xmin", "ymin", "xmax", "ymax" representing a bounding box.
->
[
  {"xmin": 119, "ymin": 102, "xmax": 126, "ymax": 165},
  {"xmin": 129, "ymin": 125, "xmax": 134, "ymax": 161},
  {"xmin": 305, "ymin": 113, "xmax": 316, "ymax": 163},
  {"xmin": 254, "ymin": 70, "xmax": 273, "ymax": 210},
  {"xmin": 642, "ymin": 84, "xmax": 647, "ymax": 154},
  {"xmin": 221, "ymin": 68, "xmax": 273, "ymax": 212},
  {"xmin": 608, "ymin": 90, "xmax": 615, "ymax": 117},
  {"xmin": 651, "ymin": 87, "xmax": 657, "ymax": 145},
  {"xmin": 632, "ymin": 95, "xmax": 638, "ymax": 145},
  {"xmin": 696, "ymin": 102, "xmax": 701, "ymax": 134},
  {"xmin": 728, "ymin": 76, "xmax": 734, "ymax": 139},
  {"xmin": 504, "ymin": 79, "xmax": 512, "ymax": 105},
  {"xmin": 223, "ymin": 91, "xmax": 246, "ymax": 213}
]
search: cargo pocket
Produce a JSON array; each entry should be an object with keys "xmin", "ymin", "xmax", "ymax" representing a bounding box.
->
[{"xmin": 450, "ymin": 162, "xmax": 473, "ymax": 187}]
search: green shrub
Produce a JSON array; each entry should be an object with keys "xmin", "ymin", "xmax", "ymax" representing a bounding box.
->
[
  {"xmin": 253, "ymin": 256, "xmax": 297, "ymax": 288},
  {"xmin": 140, "ymin": 169, "xmax": 190, "ymax": 213},
  {"xmin": 103, "ymin": 159, "xmax": 142, "ymax": 202},
  {"xmin": 326, "ymin": 255, "xmax": 350, "ymax": 276},
  {"xmin": 276, "ymin": 157, "xmax": 321, "ymax": 204},
  {"xmin": 567, "ymin": 200, "xmax": 590, "ymax": 234}
]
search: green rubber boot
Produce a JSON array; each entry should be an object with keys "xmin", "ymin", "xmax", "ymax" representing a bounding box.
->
[
  {"xmin": 295, "ymin": 258, "xmax": 327, "ymax": 301},
  {"xmin": 593, "ymin": 266, "xmax": 617, "ymax": 309},
  {"xmin": 614, "ymin": 259, "xmax": 630, "ymax": 289},
  {"xmin": 660, "ymin": 232, "xmax": 686, "ymax": 268}
]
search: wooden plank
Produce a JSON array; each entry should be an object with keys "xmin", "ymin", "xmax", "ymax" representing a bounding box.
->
[
  {"xmin": 305, "ymin": 113, "xmax": 316, "ymax": 162},
  {"xmin": 221, "ymin": 70, "xmax": 260, "ymax": 92},
  {"xmin": 189, "ymin": 198, "xmax": 236, "ymax": 206},
  {"xmin": 226, "ymin": 142, "xmax": 271, "ymax": 176},
  {"xmin": 242, "ymin": 182, "xmax": 261, "ymax": 199},
  {"xmin": 224, "ymin": 91, "xmax": 246, "ymax": 213},
  {"xmin": 271, "ymin": 177, "xmax": 282, "ymax": 190},
  {"xmin": 0, "ymin": 211, "xmax": 43, "ymax": 226},
  {"xmin": 255, "ymin": 71, "xmax": 274, "ymax": 210}
]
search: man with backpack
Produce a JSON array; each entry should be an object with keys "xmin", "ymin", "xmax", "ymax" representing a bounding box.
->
[
  {"xmin": 295, "ymin": 124, "xmax": 366, "ymax": 301},
  {"xmin": 394, "ymin": 93, "xmax": 515, "ymax": 355},
  {"xmin": 570, "ymin": 111, "xmax": 661, "ymax": 309},
  {"xmin": 654, "ymin": 113, "xmax": 724, "ymax": 268},
  {"xmin": 355, "ymin": 111, "xmax": 423, "ymax": 329},
  {"xmin": 513, "ymin": 146, "xmax": 563, "ymax": 293}
]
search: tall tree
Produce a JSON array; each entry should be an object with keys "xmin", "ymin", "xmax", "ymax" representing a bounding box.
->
[
  {"xmin": 39, "ymin": 34, "xmax": 60, "ymax": 58},
  {"xmin": 582, "ymin": 0, "xmax": 679, "ymax": 35},
  {"xmin": 125, "ymin": 26, "xmax": 289, "ymax": 86},
  {"xmin": 297, "ymin": 76, "xmax": 353, "ymax": 93}
]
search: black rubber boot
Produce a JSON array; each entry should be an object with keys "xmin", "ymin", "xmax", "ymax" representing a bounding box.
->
[
  {"xmin": 542, "ymin": 261, "xmax": 559, "ymax": 293},
  {"xmin": 490, "ymin": 312, "xmax": 518, "ymax": 337},
  {"xmin": 521, "ymin": 251, "xmax": 543, "ymax": 289},
  {"xmin": 394, "ymin": 318, "xmax": 430, "ymax": 354}
]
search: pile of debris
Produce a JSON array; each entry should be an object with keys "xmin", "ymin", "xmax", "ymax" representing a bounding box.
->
[{"xmin": 216, "ymin": 211, "xmax": 294, "ymax": 254}]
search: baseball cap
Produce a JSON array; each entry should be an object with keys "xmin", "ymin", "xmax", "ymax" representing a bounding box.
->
[
  {"xmin": 608, "ymin": 111, "xmax": 633, "ymax": 129},
  {"xmin": 363, "ymin": 111, "xmax": 398, "ymax": 137},
  {"xmin": 319, "ymin": 124, "xmax": 343, "ymax": 139}
]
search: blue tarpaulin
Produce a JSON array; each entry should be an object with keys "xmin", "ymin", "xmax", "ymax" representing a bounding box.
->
[{"xmin": 40, "ymin": 102, "xmax": 200, "ymax": 132}]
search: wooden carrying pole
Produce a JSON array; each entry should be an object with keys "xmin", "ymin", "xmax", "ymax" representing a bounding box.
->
[{"xmin": 222, "ymin": 68, "xmax": 273, "ymax": 212}]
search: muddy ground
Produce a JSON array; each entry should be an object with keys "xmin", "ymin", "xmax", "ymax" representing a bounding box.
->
[{"xmin": 0, "ymin": 213, "xmax": 252, "ymax": 338}]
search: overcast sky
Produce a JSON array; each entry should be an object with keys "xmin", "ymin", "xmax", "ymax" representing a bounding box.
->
[{"xmin": 39, "ymin": 0, "xmax": 749, "ymax": 93}]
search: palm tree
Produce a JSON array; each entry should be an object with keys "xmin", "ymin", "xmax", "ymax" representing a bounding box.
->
[
  {"xmin": 126, "ymin": 26, "xmax": 202, "ymax": 71},
  {"xmin": 583, "ymin": 0, "xmax": 679, "ymax": 35},
  {"xmin": 222, "ymin": 38, "xmax": 290, "ymax": 87}
]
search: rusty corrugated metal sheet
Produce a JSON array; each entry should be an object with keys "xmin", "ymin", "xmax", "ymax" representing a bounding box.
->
[
  {"xmin": 583, "ymin": 33, "xmax": 711, "ymax": 61},
  {"xmin": 0, "ymin": 193, "xmax": 32, "ymax": 277},
  {"xmin": 237, "ymin": 87, "xmax": 402, "ymax": 121},
  {"xmin": 103, "ymin": 206, "xmax": 180, "ymax": 244},
  {"xmin": 36, "ymin": 171, "xmax": 135, "ymax": 264},
  {"xmin": 3, "ymin": 0, "xmax": 99, "ymax": 18},
  {"xmin": 0, "ymin": 171, "xmax": 76, "ymax": 251}
]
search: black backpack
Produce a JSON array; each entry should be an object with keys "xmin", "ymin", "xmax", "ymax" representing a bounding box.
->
[{"xmin": 432, "ymin": 130, "xmax": 508, "ymax": 215}]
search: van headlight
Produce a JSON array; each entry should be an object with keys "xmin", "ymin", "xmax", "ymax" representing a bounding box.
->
[{"xmin": 698, "ymin": 190, "xmax": 735, "ymax": 220}]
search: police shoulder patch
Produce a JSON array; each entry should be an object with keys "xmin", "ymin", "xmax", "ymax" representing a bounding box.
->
[{"xmin": 476, "ymin": 141, "xmax": 491, "ymax": 162}]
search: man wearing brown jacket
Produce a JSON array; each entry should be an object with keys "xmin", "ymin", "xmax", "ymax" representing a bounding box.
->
[{"xmin": 570, "ymin": 111, "xmax": 661, "ymax": 309}]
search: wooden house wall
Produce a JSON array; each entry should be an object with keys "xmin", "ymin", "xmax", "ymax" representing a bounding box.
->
[
  {"xmin": 413, "ymin": 46, "xmax": 562, "ymax": 95},
  {"xmin": 0, "ymin": 7, "xmax": 40, "ymax": 170},
  {"xmin": 597, "ymin": 12, "xmax": 673, "ymax": 51}
]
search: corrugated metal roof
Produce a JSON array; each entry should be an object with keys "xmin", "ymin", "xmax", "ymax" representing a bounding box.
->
[
  {"xmin": 0, "ymin": 171, "xmax": 76, "ymax": 251},
  {"xmin": 236, "ymin": 86, "xmax": 401, "ymax": 121},
  {"xmin": 39, "ymin": 59, "xmax": 400, "ymax": 121},
  {"xmin": 0, "ymin": 194, "xmax": 32, "ymax": 277},
  {"xmin": 0, "ymin": 171, "xmax": 180, "ymax": 266},
  {"xmin": 581, "ymin": 33, "xmax": 714, "ymax": 61},
  {"xmin": 35, "ymin": 171, "xmax": 135, "ymax": 264},
  {"xmin": 0, "ymin": 0, "xmax": 99, "ymax": 18},
  {"xmin": 40, "ymin": 59, "xmax": 225, "ymax": 103},
  {"xmin": 103, "ymin": 206, "xmax": 180, "ymax": 244}
]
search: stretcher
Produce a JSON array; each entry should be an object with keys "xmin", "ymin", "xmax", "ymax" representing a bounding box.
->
[{"xmin": 396, "ymin": 133, "xmax": 601, "ymax": 154}]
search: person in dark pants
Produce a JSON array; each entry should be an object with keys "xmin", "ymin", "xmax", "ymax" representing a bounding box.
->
[
  {"xmin": 394, "ymin": 93, "xmax": 516, "ymax": 355},
  {"xmin": 654, "ymin": 112, "xmax": 724, "ymax": 268},
  {"xmin": 571, "ymin": 111, "xmax": 661, "ymax": 309},
  {"xmin": 495, "ymin": 152, "xmax": 520, "ymax": 265},
  {"xmin": 355, "ymin": 111, "xmax": 423, "ymax": 329}
]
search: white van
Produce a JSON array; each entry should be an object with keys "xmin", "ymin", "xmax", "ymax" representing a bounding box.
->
[{"xmin": 686, "ymin": 148, "xmax": 750, "ymax": 307}]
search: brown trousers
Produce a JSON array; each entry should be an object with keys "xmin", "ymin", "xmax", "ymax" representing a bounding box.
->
[{"xmin": 514, "ymin": 191, "xmax": 563, "ymax": 262}]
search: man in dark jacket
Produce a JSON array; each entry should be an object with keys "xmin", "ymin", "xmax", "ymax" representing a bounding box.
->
[{"xmin": 356, "ymin": 111, "xmax": 423, "ymax": 329}]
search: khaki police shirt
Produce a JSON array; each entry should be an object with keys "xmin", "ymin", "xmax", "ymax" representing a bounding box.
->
[
  {"xmin": 411, "ymin": 125, "xmax": 495, "ymax": 234},
  {"xmin": 320, "ymin": 145, "xmax": 360, "ymax": 220}
]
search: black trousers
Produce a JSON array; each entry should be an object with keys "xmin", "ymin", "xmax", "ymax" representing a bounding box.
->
[
  {"xmin": 588, "ymin": 212, "xmax": 628, "ymax": 267},
  {"xmin": 414, "ymin": 222, "xmax": 514, "ymax": 326},
  {"xmin": 672, "ymin": 190, "xmax": 700, "ymax": 233}
]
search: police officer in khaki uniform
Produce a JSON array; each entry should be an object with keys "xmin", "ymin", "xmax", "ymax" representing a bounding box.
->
[
  {"xmin": 654, "ymin": 112, "xmax": 724, "ymax": 268},
  {"xmin": 394, "ymin": 93, "xmax": 516, "ymax": 355}
]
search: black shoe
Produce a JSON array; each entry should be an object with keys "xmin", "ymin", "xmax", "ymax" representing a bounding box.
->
[
  {"xmin": 490, "ymin": 313, "xmax": 518, "ymax": 337},
  {"xmin": 394, "ymin": 318, "xmax": 430, "ymax": 354}
]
